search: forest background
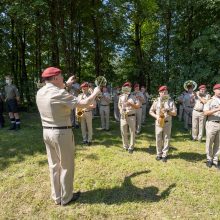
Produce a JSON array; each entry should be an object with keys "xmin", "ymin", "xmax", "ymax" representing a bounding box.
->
[{"xmin": 0, "ymin": 0, "xmax": 220, "ymax": 106}]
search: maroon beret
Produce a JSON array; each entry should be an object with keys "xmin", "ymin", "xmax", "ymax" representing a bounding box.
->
[
  {"xmin": 213, "ymin": 84, "xmax": 220, "ymax": 90},
  {"xmin": 199, "ymin": 85, "xmax": 206, "ymax": 89},
  {"xmin": 42, "ymin": 67, "xmax": 61, "ymax": 78},
  {"xmin": 123, "ymin": 82, "xmax": 131, "ymax": 87},
  {"xmin": 158, "ymin": 86, "xmax": 168, "ymax": 92},
  {"xmin": 134, "ymin": 83, "xmax": 139, "ymax": 89},
  {"xmin": 81, "ymin": 82, "xmax": 89, "ymax": 88}
]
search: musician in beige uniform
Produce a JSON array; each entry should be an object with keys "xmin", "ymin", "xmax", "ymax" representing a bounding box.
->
[
  {"xmin": 77, "ymin": 82, "xmax": 96, "ymax": 145},
  {"xmin": 118, "ymin": 82, "xmax": 141, "ymax": 153},
  {"xmin": 192, "ymin": 85, "xmax": 210, "ymax": 141},
  {"xmin": 204, "ymin": 84, "xmax": 220, "ymax": 169},
  {"xmin": 99, "ymin": 86, "xmax": 111, "ymax": 130},
  {"xmin": 133, "ymin": 84, "xmax": 144, "ymax": 134},
  {"xmin": 36, "ymin": 67, "xmax": 100, "ymax": 206},
  {"xmin": 149, "ymin": 86, "xmax": 177, "ymax": 162}
]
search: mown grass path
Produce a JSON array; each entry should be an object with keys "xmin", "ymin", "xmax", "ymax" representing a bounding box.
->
[{"xmin": 0, "ymin": 113, "xmax": 220, "ymax": 219}]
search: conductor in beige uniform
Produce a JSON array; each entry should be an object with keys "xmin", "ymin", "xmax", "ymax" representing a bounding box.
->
[
  {"xmin": 99, "ymin": 86, "xmax": 111, "ymax": 131},
  {"xmin": 77, "ymin": 82, "xmax": 96, "ymax": 145},
  {"xmin": 204, "ymin": 84, "xmax": 220, "ymax": 169},
  {"xmin": 118, "ymin": 82, "xmax": 141, "ymax": 153},
  {"xmin": 149, "ymin": 86, "xmax": 177, "ymax": 162},
  {"xmin": 36, "ymin": 67, "xmax": 100, "ymax": 206},
  {"xmin": 192, "ymin": 85, "xmax": 210, "ymax": 141}
]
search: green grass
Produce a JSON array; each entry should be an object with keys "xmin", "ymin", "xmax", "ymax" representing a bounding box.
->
[{"xmin": 0, "ymin": 112, "xmax": 220, "ymax": 219}]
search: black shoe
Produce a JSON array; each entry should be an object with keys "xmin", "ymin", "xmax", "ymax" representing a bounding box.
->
[
  {"xmin": 162, "ymin": 157, "xmax": 167, "ymax": 163},
  {"xmin": 82, "ymin": 141, "xmax": 88, "ymax": 145},
  {"xmin": 206, "ymin": 161, "xmax": 212, "ymax": 168},
  {"xmin": 156, "ymin": 156, "xmax": 162, "ymax": 161},
  {"xmin": 87, "ymin": 142, "xmax": 92, "ymax": 146},
  {"xmin": 105, "ymin": 129, "xmax": 110, "ymax": 131},
  {"xmin": 128, "ymin": 148, "xmax": 133, "ymax": 154},
  {"xmin": 74, "ymin": 125, "xmax": 79, "ymax": 129},
  {"xmin": 62, "ymin": 191, "xmax": 81, "ymax": 206}
]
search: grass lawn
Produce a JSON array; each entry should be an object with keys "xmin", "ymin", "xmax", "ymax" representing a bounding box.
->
[{"xmin": 0, "ymin": 112, "xmax": 220, "ymax": 220}]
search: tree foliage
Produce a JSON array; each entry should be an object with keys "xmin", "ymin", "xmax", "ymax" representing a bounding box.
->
[{"xmin": 0, "ymin": 0, "xmax": 219, "ymax": 103}]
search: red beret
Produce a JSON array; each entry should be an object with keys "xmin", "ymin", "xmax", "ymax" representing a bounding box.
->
[
  {"xmin": 134, "ymin": 83, "xmax": 139, "ymax": 88},
  {"xmin": 158, "ymin": 86, "xmax": 168, "ymax": 92},
  {"xmin": 81, "ymin": 82, "xmax": 89, "ymax": 88},
  {"xmin": 199, "ymin": 85, "xmax": 206, "ymax": 89},
  {"xmin": 123, "ymin": 82, "xmax": 131, "ymax": 87},
  {"xmin": 42, "ymin": 67, "xmax": 61, "ymax": 78},
  {"xmin": 213, "ymin": 84, "xmax": 220, "ymax": 90}
]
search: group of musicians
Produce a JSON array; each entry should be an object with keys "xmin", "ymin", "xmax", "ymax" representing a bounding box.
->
[{"xmin": 72, "ymin": 79, "xmax": 220, "ymax": 169}]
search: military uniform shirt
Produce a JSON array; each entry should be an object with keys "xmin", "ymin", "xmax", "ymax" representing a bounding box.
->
[
  {"xmin": 150, "ymin": 97, "xmax": 177, "ymax": 123},
  {"xmin": 36, "ymin": 83, "xmax": 78, "ymax": 127},
  {"xmin": 4, "ymin": 84, "xmax": 20, "ymax": 100},
  {"xmin": 194, "ymin": 92, "xmax": 210, "ymax": 111},
  {"xmin": 204, "ymin": 96, "xmax": 220, "ymax": 121}
]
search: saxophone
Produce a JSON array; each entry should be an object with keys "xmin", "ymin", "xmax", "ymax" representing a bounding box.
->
[
  {"xmin": 158, "ymin": 95, "xmax": 170, "ymax": 128},
  {"xmin": 121, "ymin": 94, "xmax": 128, "ymax": 119},
  {"xmin": 75, "ymin": 108, "xmax": 85, "ymax": 123}
]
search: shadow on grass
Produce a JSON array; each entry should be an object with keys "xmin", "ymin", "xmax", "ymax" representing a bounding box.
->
[
  {"xmin": 169, "ymin": 152, "xmax": 206, "ymax": 162},
  {"xmin": 144, "ymin": 145, "xmax": 177, "ymax": 155},
  {"xmin": 78, "ymin": 170, "xmax": 176, "ymax": 204}
]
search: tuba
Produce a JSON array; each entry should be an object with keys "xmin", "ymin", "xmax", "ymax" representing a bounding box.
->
[
  {"xmin": 183, "ymin": 80, "xmax": 197, "ymax": 91},
  {"xmin": 95, "ymin": 76, "xmax": 107, "ymax": 87},
  {"xmin": 158, "ymin": 95, "xmax": 170, "ymax": 128}
]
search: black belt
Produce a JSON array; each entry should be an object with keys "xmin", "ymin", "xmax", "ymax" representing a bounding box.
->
[
  {"xmin": 85, "ymin": 110, "xmax": 92, "ymax": 112},
  {"xmin": 142, "ymin": 103, "xmax": 146, "ymax": 105},
  {"xmin": 187, "ymin": 106, "xmax": 193, "ymax": 108},
  {"xmin": 128, "ymin": 114, "xmax": 135, "ymax": 117},
  {"xmin": 194, "ymin": 109, "xmax": 203, "ymax": 112},
  {"xmin": 43, "ymin": 126, "xmax": 73, "ymax": 129},
  {"xmin": 211, "ymin": 121, "xmax": 220, "ymax": 123},
  {"xmin": 100, "ymin": 105, "xmax": 109, "ymax": 106}
]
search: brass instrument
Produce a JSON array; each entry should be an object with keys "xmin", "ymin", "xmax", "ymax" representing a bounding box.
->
[
  {"xmin": 121, "ymin": 93, "xmax": 129, "ymax": 119},
  {"xmin": 75, "ymin": 108, "xmax": 85, "ymax": 122},
  {"xmin": 184, "ymin": 80, "xmax": 197, "ymax": 91},
  {"xmin": 158, "ymin": 95, "xmax": 170, "ymax": 128},
  {"xmin": 95, "ymin": 76, "xmax": 107, "ymax": 87},
  {"xmin": 121, "ymin": 86, "xmax": 131, "ymax": 94}
]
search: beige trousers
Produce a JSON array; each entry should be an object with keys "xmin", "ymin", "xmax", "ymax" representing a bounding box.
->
[
  {"xmin": 43, "ymin": 128, "xmax": 75, "ymax": 205},
  {"xmin": 120, "ymin": 115, "xmax": 136, "ymax": 149},
  {"xmin": 192, "ymin": 110, "xmax": 206, "ymax": 140},
  {"xmin": 100, "ymin": 105, "xmax": 110, "ymax": 129},
  {"xmin": 206, "ymin": 121, "xmax": 220, "ymax": 165},
  {"xmin": 155, "ymin": 121, "xmax": 172, "ymax": 158},
  {"xmin": 80, "ymin": 111, "xmax": 93, "ymax": 142}
]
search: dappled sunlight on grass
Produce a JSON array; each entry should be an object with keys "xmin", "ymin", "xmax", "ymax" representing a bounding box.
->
[{"xmin": 1, "ymin": 113, "xmax": 220, "ymax": 219}]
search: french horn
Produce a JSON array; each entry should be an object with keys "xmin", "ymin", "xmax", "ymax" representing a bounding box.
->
[{"xmin": 183, "ymin": 80, "xmax": 197, "ymax": 91}]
